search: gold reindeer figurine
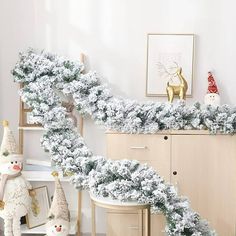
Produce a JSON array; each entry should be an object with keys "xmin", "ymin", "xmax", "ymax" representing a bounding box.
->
[{"xmin": 166, "ymin": 67, "xmax": 188, "ymax": 103}]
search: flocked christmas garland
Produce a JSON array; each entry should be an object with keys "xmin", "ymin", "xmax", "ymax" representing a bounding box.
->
[{"xmin": 12, "ymin": 49, "xmax": 235, "ymax": 235}]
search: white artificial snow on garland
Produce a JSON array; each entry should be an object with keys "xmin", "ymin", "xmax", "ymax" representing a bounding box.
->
[{"xmin": 11, "ymin": 49, "xmax": 228, "ymax": 235}]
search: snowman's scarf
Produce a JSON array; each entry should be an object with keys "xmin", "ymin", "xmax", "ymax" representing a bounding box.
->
[{"xmin": 0, "ymin": 173, "xmax": 22, "ymax": 201}]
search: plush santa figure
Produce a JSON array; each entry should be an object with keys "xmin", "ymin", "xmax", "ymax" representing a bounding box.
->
[
  {"xmin": 204, "ymin": 72, "xmax": 221, "ymax": 106},
  {"xmin": 45, "ymin": 172, "xmax": 70, "ymax": 236},
  {"xmin": 0, "ymin": 120, "xmax": 33, "ymax": 236}
]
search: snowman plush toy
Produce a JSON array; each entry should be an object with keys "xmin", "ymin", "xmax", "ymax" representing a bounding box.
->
[
  {"xmin": 204, "ymin": 71, "xmax": 221, "ymax": 106},
  {"xmin": 45, "ymin": 172, "xmax": 70, "ymax": 236},
  {"xmin": 0, "ymin": 120, "xmax": 33, "ymax": 236}
]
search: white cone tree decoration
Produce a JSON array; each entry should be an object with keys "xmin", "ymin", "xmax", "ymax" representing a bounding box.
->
[{"xmin": 0, "ymin": 120, "xmax": 18, "ymax": 156}]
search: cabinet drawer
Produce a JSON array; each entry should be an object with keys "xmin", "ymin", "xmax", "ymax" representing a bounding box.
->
[
  {"xmin": 106, "ymin": 134, "xmax": 170, "ymax": 161},
  {"xmin": 106, "ymin": 211, "xmax": 166, "ymax": 236},
  {"xmin": 106, "ymin": 133, "xmax": 171, "ymax": 181},
  {"xmin": 107, "ymin": 212, "xmax": 142, "ymax": 236}
]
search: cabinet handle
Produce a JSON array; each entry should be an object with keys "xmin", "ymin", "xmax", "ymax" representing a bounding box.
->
[
  {"xmin": 173, "ymin": 171, "xmax": 177, "ymax": 175},
  {"xmin": 164, "ymin": 136, "xmax": 168, "ymax": 140},
  {"xmin": 128, "ymin": 226, "xmax": 139, "ymax": 230},
  {"xmin": 130, "ymin": 146, "xmax": 147, "ymax": 150}
]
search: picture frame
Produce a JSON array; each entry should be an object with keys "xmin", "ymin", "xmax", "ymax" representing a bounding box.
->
[
  {"xmin": 146, "ymin": 33, "xmax": 194, "ymax": 97},
  {"xmin": 26, "ymin": 186, "xmax": 50, "ymax": 229}
]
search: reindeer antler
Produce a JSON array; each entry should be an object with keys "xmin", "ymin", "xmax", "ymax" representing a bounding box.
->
[{"xmin": 156, "ymin": 62, "xmax": 179, "ymax": 82}]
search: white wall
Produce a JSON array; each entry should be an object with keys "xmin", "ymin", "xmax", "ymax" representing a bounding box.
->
[
  {"xmin": 1, "ymin": 0, "xmax": 236, "ymax": 234},
  {"xmin": 0, "ymin": 0, "xmax": 36, "ymax": 231}
]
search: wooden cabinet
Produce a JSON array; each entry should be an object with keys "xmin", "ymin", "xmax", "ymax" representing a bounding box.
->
[{"xmin": 106, "ymin": 131, "xmax": 236, "ymax": 236}]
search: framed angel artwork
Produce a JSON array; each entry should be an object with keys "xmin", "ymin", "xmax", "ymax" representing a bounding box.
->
[{"xmin": 146, "ymin": 34, "xmax": 195, "ymax": 97}]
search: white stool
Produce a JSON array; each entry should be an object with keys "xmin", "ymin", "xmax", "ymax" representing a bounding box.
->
[{"xmin": 90, "ymin": 194, "xmax": 151, "ymax": 236}]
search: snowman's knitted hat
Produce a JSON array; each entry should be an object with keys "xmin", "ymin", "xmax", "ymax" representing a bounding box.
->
[
  {"xmin": 0, "ymin": 120, "xmax": 23, "ymax": 164},
  {"xmin": 48, "ymin": 172, "xmax": 70, "ymax": 222},
  {"xmin": 207, "ymin": 72, "xmax": 219, "ymax": 94}
]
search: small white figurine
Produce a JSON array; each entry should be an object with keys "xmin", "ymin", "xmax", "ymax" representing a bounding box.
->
[
  {"xmin": 0, "ymin": 120, "xmax": 33, "ymax": 236},
  {"xmin": 204, "ymin": 72, "xmax": 221, "ymax": 106},
  {"xmin": 45, "ymin": 172, "xmax": 70, "ymax": 236}
]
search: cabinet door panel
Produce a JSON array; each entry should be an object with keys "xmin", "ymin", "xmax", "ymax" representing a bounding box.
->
[
  {"xmin": 106, "ymin": 134, "xmax": 171, "ymax": 181},
  {"xmin": 172, "ymin": 135, "xmax": 236, "ymax": 236}
]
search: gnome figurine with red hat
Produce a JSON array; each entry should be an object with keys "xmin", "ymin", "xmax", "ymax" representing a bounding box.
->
[
  {"xmin": 204, "ymin": 71, "xmax": 221, "ymax": 106},
  {"xmin": 0, "ymin": 120, "xmax": 33, "ymax": 236},
  {"xmin": 45, "ymin": 171, "xmax": 70, "ymax": 236}
]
